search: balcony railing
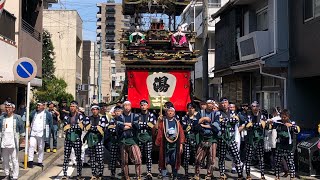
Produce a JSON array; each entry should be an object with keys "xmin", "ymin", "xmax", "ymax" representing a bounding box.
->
[
  {"xmin": 208, "ymin": 3, "xmax": 221, "ymax": 8},
  {"xmin": 22, "ymin": 19, "xmax": 41, "ymax": 42}
]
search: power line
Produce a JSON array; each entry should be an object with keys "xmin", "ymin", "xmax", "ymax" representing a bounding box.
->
[{"xmin": 43, "ymin": 14, "xmax": 96, "ymax": 33}]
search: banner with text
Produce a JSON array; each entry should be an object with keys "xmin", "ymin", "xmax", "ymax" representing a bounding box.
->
[{"xmin": 127, "ymin": 70, "xmax": 191, "ymax": 111}]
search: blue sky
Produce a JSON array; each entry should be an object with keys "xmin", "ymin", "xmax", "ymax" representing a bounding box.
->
[
  {"xmin": 50, "ymin": 0, "xmax": 182, "ymax": 41},
  {"xmin": 50, "ymin": 0, "xmax": 122, "ymax": 41}
]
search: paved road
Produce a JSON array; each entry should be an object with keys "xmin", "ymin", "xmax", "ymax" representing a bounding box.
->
[{"xmin": 36, "ymin": 154, "xmax": 288, "ymax": 180}]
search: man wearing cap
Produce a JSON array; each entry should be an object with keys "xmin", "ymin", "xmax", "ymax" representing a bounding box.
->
[
  {"xmin": 46, "ymin": 101, "xmax": 60, "ymax": 153},
  {"xmin": 0, "ymin": 102, "xmax": 25, "ymax": 180},
  {"xmin": 117, "ymin": 101, "xmax": 142, "ymax": 180},
  {"xmin": 156, "ymin": 106, "xmax": 185, "ymax": 180},
  {"xmin": 244, "ymin": 101, "xmax": 267, "ymax": 180},
  {"xmin": 28, "ymin": 101, "xmax": 53, "ymax": 168},
  {"xmin": 83, "ymin": 104, "xmax": 107, "ymax": 180},
  {"xmin": 217, "ymin": 97, "xmax": 244, "ymax": 180},
  {"xmin": 194, "ymin": 99, "xmax": 220, "ymax": 180},
  {"xmin": 180, "ymin": 102, "xmax": 200, "ymax": 179},
  {"xmin": 61, "ymin": 101, "xmax": 85, "ymax": 180},
  {"xmin": 136, "ymin": 100, "xmax": 156, "ymax": 179},
  {"xmin": 107, "ymin": 105, "xmax": 122, "ymax": 179}
]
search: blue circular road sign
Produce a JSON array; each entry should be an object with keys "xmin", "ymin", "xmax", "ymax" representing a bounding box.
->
[{"xmin": 13, "ymin": 57, "xmax": 37, "ymax": 82}]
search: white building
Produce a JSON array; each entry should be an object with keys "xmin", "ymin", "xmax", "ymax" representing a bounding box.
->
[{"xmin": 180, "ymin": 0, "xmax": 227, "ymax": 100}]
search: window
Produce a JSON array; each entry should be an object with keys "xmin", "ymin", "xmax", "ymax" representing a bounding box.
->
[
  {"xmin": 256, "ymin": 91, "xmax": 281, "ymax": 114},
  {"xmin": 257, "ymin": 7, "xmax": 268, "ymax": 31},
  {"xmin": 304, "ymin": 0, "xmax": 320, "ymax": 22},
  {"xmin": 111, "ymin": 67, "xmax": 116, "ymax": 74}
]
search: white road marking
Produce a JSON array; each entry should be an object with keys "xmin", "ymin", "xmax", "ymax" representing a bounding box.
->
[
  {"xmin": 250, "ymin": 167, "xmax": 274, "ymax": 180},
  {"xmin": 54, "ymin": 166, "xmax": 75, "ymax": 180}
]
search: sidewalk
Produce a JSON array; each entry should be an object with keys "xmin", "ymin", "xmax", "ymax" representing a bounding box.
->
[{"xmin": 0, "ymin": 137, "xmax": 65, "ymax": 180}]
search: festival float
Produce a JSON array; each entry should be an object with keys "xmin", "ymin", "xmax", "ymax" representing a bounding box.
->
[{"xmin": 120, "ymin": 0, "xmax": 199, "ymax": 113}]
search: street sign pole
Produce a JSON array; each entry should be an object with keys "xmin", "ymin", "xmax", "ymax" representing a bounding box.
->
[
  {"xmin": 12, "ymin": 57, "xmax": 37, "ymax": 169},
  {"xmin": 24, "ymin": 81, "xmax": 31, "ymax": 169}
]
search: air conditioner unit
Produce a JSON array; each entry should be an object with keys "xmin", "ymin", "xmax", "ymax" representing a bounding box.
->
[{"xmin": 237, "ymin": 31, "xmax": 270, "ymax": 61}]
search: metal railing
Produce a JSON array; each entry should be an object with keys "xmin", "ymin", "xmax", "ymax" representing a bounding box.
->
[
  {"xmin": 208, "ymin": 3, "xmax": 221, "ymax": 8},
  {"xmin": 21, "ymin": 19, "xmax": 41, "ymax": 42}
]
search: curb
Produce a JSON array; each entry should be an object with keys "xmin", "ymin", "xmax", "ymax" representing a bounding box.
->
[{"xmin": 19, "ymin": 148, "xmax": 64, "ymax": 180}]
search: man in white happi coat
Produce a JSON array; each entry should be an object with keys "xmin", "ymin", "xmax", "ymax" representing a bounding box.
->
[
  {"xmin": 28, "ymin": 101, "xmax": 53, "ymax": 168},
  {"xmin": 0, "ymin": 102, "xmax": 25, "ymax": 180}
]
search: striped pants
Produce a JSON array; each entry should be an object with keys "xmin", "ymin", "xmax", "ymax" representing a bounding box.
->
[
  {"xmin": 89, "ymin": 142, "xmax": 104, "ymax": 177},
  {"xmin": 109, "ymin": 142, "xmax": 119, "ymax": 176},
  {"xmin": 139, "ymin": 141, "xmax": 153, "ymax": 174},
  {"xmin": 275, "ymin": 148, "xmax": 295, "ymax": 178},
  {"xmin": 245, "ymin": 143, "xmax": 264, "ymax": 177},
  {"xmin": 195, "ymin": 141, "xmax": 217, "ymax": 176},
  {"xmin": 218, "ymin": 139, "xmax": 243, "ymax": 177},
  {"xmin": 183, "ymin": 138, "xmax": 196, "ymax": 174},
  {"xmin": 63, "ymin": 139, "xmax": 82, "ymax": 176},
  {"xmin": 121, "ymin": 144, "xmax": 142, "ymax": 178}
]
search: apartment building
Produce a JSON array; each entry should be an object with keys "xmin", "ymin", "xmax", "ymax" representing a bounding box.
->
[
  {"xmin": 96, "ymin": 1, "xmax": 130, "ymax": 101},
  {"xmin": 43, "ymin": 10, "xmax": 83, "ymax": 100},
  {"xmin": 0, "ymin": 0, "xmax": 57, "ymax": 105}
]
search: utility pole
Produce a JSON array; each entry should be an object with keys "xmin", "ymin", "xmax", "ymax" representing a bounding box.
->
[
  {"xmin": 98, "ymin": 36, "xmax": 102, "ymax": 102},
  {"xmin": 202, "ymin": 0, "xmax": 209, "ymax": 100}
]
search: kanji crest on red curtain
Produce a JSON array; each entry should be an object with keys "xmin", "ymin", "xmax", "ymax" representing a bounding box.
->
[{"xmin": 127, "ymin": 70, "xmax": 191, "ymax": 111}]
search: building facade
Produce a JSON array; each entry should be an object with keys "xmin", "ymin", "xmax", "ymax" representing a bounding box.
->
[
  {"xmin": 43, "ymin": 10, "xmax": 83, "ymax": 100},
  {"xmin": 181, "ymin": 0, "xmax": 227, "ymax": 100},
  {"xmin": 0, "ymin": 0, "xmax": 57, "ymax": 105},
  {"xmin": 96, "ymin": 1, "xmax": 130, "ymax": 102},
  {"xmin": 288, "ymin": 0, "xmax": 320, "ymax": 129},
  {"xmin": 212, "ymin": 0, "xmax": 289, "ymax": 113}
]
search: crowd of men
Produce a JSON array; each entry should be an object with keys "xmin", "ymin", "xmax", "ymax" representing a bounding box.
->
[{"xmin": 0, "ymin": 97, "xmax": 310, "ymax": 180}]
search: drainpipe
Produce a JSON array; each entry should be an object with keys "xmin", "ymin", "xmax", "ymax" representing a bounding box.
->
[
  {"xmin": 259, "ymin": 0, "xmax": 287, "ymax": 108},
  {"xmin": 259, "ymin": 62, "xmax": 287, "ymax": 108}
]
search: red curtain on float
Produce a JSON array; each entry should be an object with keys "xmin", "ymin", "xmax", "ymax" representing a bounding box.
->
[{"xmin": 127, "ymin": 70, "xmax": 191, "ymax": 111}]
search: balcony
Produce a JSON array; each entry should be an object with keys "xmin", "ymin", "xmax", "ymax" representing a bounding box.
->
[
  {"xmin": 237, "ymin": 31, "xmax": 270, "ymax": 61},
  {"xmin": 195, "ymin": 13, "xmax": 203, "ymax": 37},
  {"xmin": 0, "ymin": 10, "xmax": 16, "ymax": 41},
  {"xmin": 106, "ymin": 17, "xmax": 115, "ymax": 21},
  {"xmin": 96, "ymin": 13, "xmax": 102, "ymax": 18},
  {"xmin": 22, "ymin": 19, "xmax": 41, "ymax": 42},
  {"xmin": 97, "ymin": 21, "xmax": 101, "ymax": 26},
  {"xmin": 106, "ymin": 24, "xmax": 115, "ymax": 29},
  {"xmin": 106, "ymin": 31, "xmax": 115, "ymax": 36},
  {"xmin": 76, "ymin": 55, "xmax": 82, "ymax": 83},
  {"xmin": 194, "ymin": 56, "xmax": 203, "ymax": 79},
  {"xmin": 195, "ymin": 5, "xmax": 221, "ymax": 37},
  {"xmin": 106, "ymin": 9, "xmax": 116, "ymax": 14},
  {"xmin": 96, "ymin": 28, "xmax": 101, "ymax": 33},
  {"xmin": 20, "ymin": 19, "xmax": 42, "ymax": 76}
]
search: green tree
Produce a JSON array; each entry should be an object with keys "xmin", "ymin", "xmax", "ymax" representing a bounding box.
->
[
  {"xmin": 42, "ymin": 30, "xmax": 55, "ymax": 79},
  {"xmin": 34, "ymin": 77, "xmax": 74, "ymax": 103},
  {"xmin": 33, "ymin": 30, "xmax": 74, "ymax": 104}
]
